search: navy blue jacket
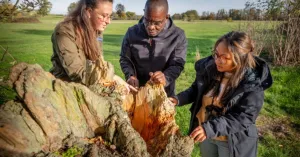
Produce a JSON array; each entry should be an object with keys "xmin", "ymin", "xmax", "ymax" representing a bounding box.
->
[
  {"xmin": 175, "ymin": 56, "xmax": 273, "ymax": 157},
  {"xmin": 119, "ymin": 17, "xmax": 187, "ymax": 96}
]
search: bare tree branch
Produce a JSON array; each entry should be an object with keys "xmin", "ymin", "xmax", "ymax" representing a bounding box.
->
[{"xmin": 0, "ymin": 45, "xmax": 16, "ymax": 63}]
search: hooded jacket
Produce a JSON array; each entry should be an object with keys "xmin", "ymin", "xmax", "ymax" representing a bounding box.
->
[
  {"xmin": 175, "ymin": 56, "xmax": 273, "ymax": 157},
  {"xmin": 119, "ymin": 17, "xmax": 187, "ymax": 96}
]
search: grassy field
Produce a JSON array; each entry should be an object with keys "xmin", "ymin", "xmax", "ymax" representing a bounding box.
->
[{"xmin": 0, "ymin": 15, "xmax": 299, "ymax": 157}]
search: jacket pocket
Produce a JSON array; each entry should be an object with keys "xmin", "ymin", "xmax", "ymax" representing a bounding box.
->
[{"xmin": 246, "ymin": 124, "xmax": 259, "ymax": 138}]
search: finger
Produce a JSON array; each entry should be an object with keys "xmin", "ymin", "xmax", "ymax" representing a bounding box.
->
[
  {"xmin": 194, "ymin": 134, "xmax": 204, "ymax": 142},
  {"xmin": 128, "ymin": 85, "xmax": 138, "ymax": 93},
  {"xmin": 149, "ymin": 72, "xmax": 154, "ymax": 77},
  {"xmin": 196, "ymin": 134, "xmax": 206, "ymax": 143},
  {"xmin": 190, "ymin": 130, "xmax": 200, "ymax": 139},
  {"xmin": 154, "ymin": 75, "xmax": 164, "ymax": 81},
  {"xmin": 158, "ymin": 78, "xmax": 165, "ymax": 84},
  {"xmin": 152, "ymin": 75, "xmax": 164, "ymax": 83},
  {"xmin": 199, "ymin": 135, "xmax": 207, "ymax": 143},
  {"xmin": 127, "ymin": 80, "xmax": 133, "ymax": 86},
  {"xmin": 190, "ymin": 127, "xmax": 202, "ymax": 138},
  {"xmin": 152, "ymin": 71, "xmax": 163, "ymax": 78},
  {"xmin": 134, "ymin": 80, "xmax": 139, "ymax": 88}
]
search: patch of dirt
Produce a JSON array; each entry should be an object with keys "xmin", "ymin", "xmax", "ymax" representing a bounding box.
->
[{"xmin": 256, "ymin": 115, "xmax": 300, "ymax": 141}]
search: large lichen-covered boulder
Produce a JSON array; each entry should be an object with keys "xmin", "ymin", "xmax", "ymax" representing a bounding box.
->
[
  {"xmin": 0, "ymin": 62, "xmax": 194, "ymax": 157},
  {"xmin": 0, "ymin": 63, "xmax": 148, "ymax": 156}
]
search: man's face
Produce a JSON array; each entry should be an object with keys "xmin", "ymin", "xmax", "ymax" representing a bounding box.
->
[{"xmin": 143, "ymin": 9, "xmax": 168, "ymax": 37}]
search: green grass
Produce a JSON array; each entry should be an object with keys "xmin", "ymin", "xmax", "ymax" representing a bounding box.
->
[{"xmin": 0, "ymin": 16, "xmax": 299, "ymax": 157}]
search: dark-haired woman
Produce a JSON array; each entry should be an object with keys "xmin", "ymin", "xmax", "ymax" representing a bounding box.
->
[
  {"xmin": 170, "ymin": 31, "xmax": 273, "ymax": 157},
  {"xmin": 50, "ymin": 0, "xmax": 113, "ymax": 84}
]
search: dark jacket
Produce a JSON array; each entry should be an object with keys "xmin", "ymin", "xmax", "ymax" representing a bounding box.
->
[
  {"xmin": 119, "ymin": 17, "xmax": 187, "ymax": 96},
  {"xmin": 175, "ymin": 56, "xmax": 273, "ymax": 157}
]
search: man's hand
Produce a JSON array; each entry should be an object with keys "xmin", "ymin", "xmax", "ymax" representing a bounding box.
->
[
  {"xmin": 127, "ymin": 76, "xmax": 139, "ymax": 90},
  {"xmin": 168, "ymin": 97, "xmax": 178, "ymax": 106},
  {"xmin": 190, "ymin": 126, "xmax": 207, "ymax": 143},
  {"xmin": 149, "ymin": 71, "xmax": 166, "ymax": 86}
]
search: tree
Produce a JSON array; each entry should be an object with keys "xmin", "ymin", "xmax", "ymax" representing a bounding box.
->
[
  {"xmin": 208, "ymin": 12, "xmax": 216, "ymax": 20},
  {"xmin": 182, "ymin": 13, "xmax": 188, "ymax": 21},
  {"xmin": 172, "ymin": 13, "xmax": 181, "ymax": 20},
  {"xmin": 67, "ymin": 2, "xmax": 77, "ymax": 14},
  {"xmin": 115, "ymin": 3, "xmax": 125, "ymax": 18},
  {"xmin": 0, "ymin": 0, "xmax": 52, "ymax": 20},
  {"xmin": 201, "ymin": 11, "xmax": 210, "ymax": 20},
  {"xmin": 1, "ymin": 62, "xmax": 194, "ymax": 156},
  {"xmin": 36, "ymin": 0, "xmax": 52, "ymax": 16},
  {"xmin": 120, "ymin": 11, "xmax": 127, "ymax": 20},
  {"xmin": 111, "ymin": 11, "xmax": 118, "ymax": 20},
  {"xmin": 216, "ymin": 9, "xmax": 228, "ymax": 20},
  {"xmin": 229, "ymin": 9, "xmax": 241, "ymax": 20},
  {"xmin": 19, "ymin": 0, "xmax": 37, "ymax": 12},
  {"xmin": 185, "ymin": 10, "xmax": 199, "ymax": 21},
  {"xmin": 126, "ymin": 11, "xmax": 136, "ymax": 20}
]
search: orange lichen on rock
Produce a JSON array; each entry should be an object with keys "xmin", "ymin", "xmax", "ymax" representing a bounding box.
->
[{"xmin": 122, "ymin": 82, "xmax": 180, "ymax": 155}]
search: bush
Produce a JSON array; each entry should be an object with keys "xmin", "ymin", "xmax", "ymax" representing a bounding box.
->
[
  {"xmin": 227, "ymin": 17, "xmax": 233, "ymax": 22},
  {"xmin": 11, "ymin": 17, "xmax": 40, "ymax": 23},
  {"xmin": 237, "ymin": 17, "xmax": 300, "ymax": 66}
]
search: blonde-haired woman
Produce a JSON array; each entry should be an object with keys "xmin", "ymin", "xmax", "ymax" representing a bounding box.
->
[
  {"xmin": 50, "ymin": 0, "xmax": 113, "ymax": 83},
  {"xmin": 170, "ymin": 31, "xmax": 273, "ymax": 157}
]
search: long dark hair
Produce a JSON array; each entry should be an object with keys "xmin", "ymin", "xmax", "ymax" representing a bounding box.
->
[
  {"xmin": 208, "ymin": 31, "xmax": 257, "ymax": 103},
  {"xmin": 63, "ymin": 0, "xmax": 113, "ymax": 61}
]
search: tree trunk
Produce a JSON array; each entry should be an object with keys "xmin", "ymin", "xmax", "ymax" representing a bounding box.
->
[{"xmin": 0, "ymin": 62, "xmax": 194, "ymax": 157}]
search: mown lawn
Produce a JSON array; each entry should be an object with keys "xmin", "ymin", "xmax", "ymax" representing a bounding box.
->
[{"xmin": 0, "ymin": 15, "xmax": 299, "ymax": 157}]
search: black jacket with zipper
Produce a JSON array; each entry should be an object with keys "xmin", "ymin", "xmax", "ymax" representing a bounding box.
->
[
  {"xmin": 175, "ymin": 56, "xmax": 273, "ymax": 157},
  {"xmin": 119, "ymin": 17, "xmax": 187, "ymax": 96}
]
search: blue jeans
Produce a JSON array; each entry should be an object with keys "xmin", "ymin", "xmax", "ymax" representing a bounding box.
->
[{"xmin": 200, "ymin": 139, "xmax": 230, "ymax": 157}]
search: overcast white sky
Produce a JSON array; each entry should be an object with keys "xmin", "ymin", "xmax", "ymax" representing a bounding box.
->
[{"xmin": 47, "ymin": 0, "xmax": 249, "ymax": 15}]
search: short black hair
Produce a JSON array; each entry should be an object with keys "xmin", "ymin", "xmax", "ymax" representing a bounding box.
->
[{"xmin": 144, "ymin": 0, "xmax": 169, "ymax": 14}]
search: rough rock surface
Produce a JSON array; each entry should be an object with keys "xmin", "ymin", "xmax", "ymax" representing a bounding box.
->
[{"xmin": 0, "ymin": 62, "xmax": 193, "ymax": 157}]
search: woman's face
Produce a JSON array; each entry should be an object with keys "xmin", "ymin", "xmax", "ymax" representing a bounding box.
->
[
  {"xmin": 88, "ymin": 1, "xmax": 113, "ymax": 32},
  {"xmin": 213, "ymin": 41, "xmax": 236, "ymax": 72}
]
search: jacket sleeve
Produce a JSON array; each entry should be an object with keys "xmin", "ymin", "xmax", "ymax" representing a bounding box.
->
[
  {"xmin": 163, "ymin": 30, "xmax": 187, "ymax": 86},
  {"xmin": 174, "ymin": 79, "xmax": 197, "ymax": 106},
  {"xmin": 120, "ymin": 30, "xmax": 135, "ymax": 80},
  {"xmin": 202, "ymin": 91, "xmax": 264, "ymax": 138},
  {"xmin": 53, "ymin": 26, "xmax": 86, "ymax": 83}
]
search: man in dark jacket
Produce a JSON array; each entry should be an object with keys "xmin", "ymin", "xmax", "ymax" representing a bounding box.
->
[{"xmin": 119, "ymin": 0, "xmax": 187, "ymax": 96}]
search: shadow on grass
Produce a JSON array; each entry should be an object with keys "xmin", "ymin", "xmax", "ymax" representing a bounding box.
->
[{"xmin": 14, "ymin": 29, "xmax": 53, "ymax": 36}]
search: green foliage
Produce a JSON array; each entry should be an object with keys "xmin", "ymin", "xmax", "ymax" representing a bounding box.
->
[
  {"xmin": 184, "ymin": 10, "xmax": 199, "ymax": 22},
  {"xmin": 115, "ymin": 3, "xmax": 125, "ymax": 18},
  {"xmin": 172, "ymin": 13, "xmax": 182, "ymax": 20},
  {"xmin": 61, "ymin": 147, "xmax": 83, "ymax": 157},
  {"xmin": 36, "ymin": 0, "xmax": 52, "ymax": 16},
  {"xmin": 126, "ymin": 11, "xmax": 136, "ymax": 20},
  {"xmin": 67, "ymin": 2, "xmax": 77, "ymax": 14}
]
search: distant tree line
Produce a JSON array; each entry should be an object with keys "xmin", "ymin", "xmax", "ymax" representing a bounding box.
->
[
  {"xmin": 66, "ymin": 0, "xmax": 299, "ymax": 22},
  {"xmin": 67, "ymin": 2, "xmax": 142, "ymax": 20},
  {"xmin": 172, "ymin": 0, "xmax": 299, "ymax": 21}
]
